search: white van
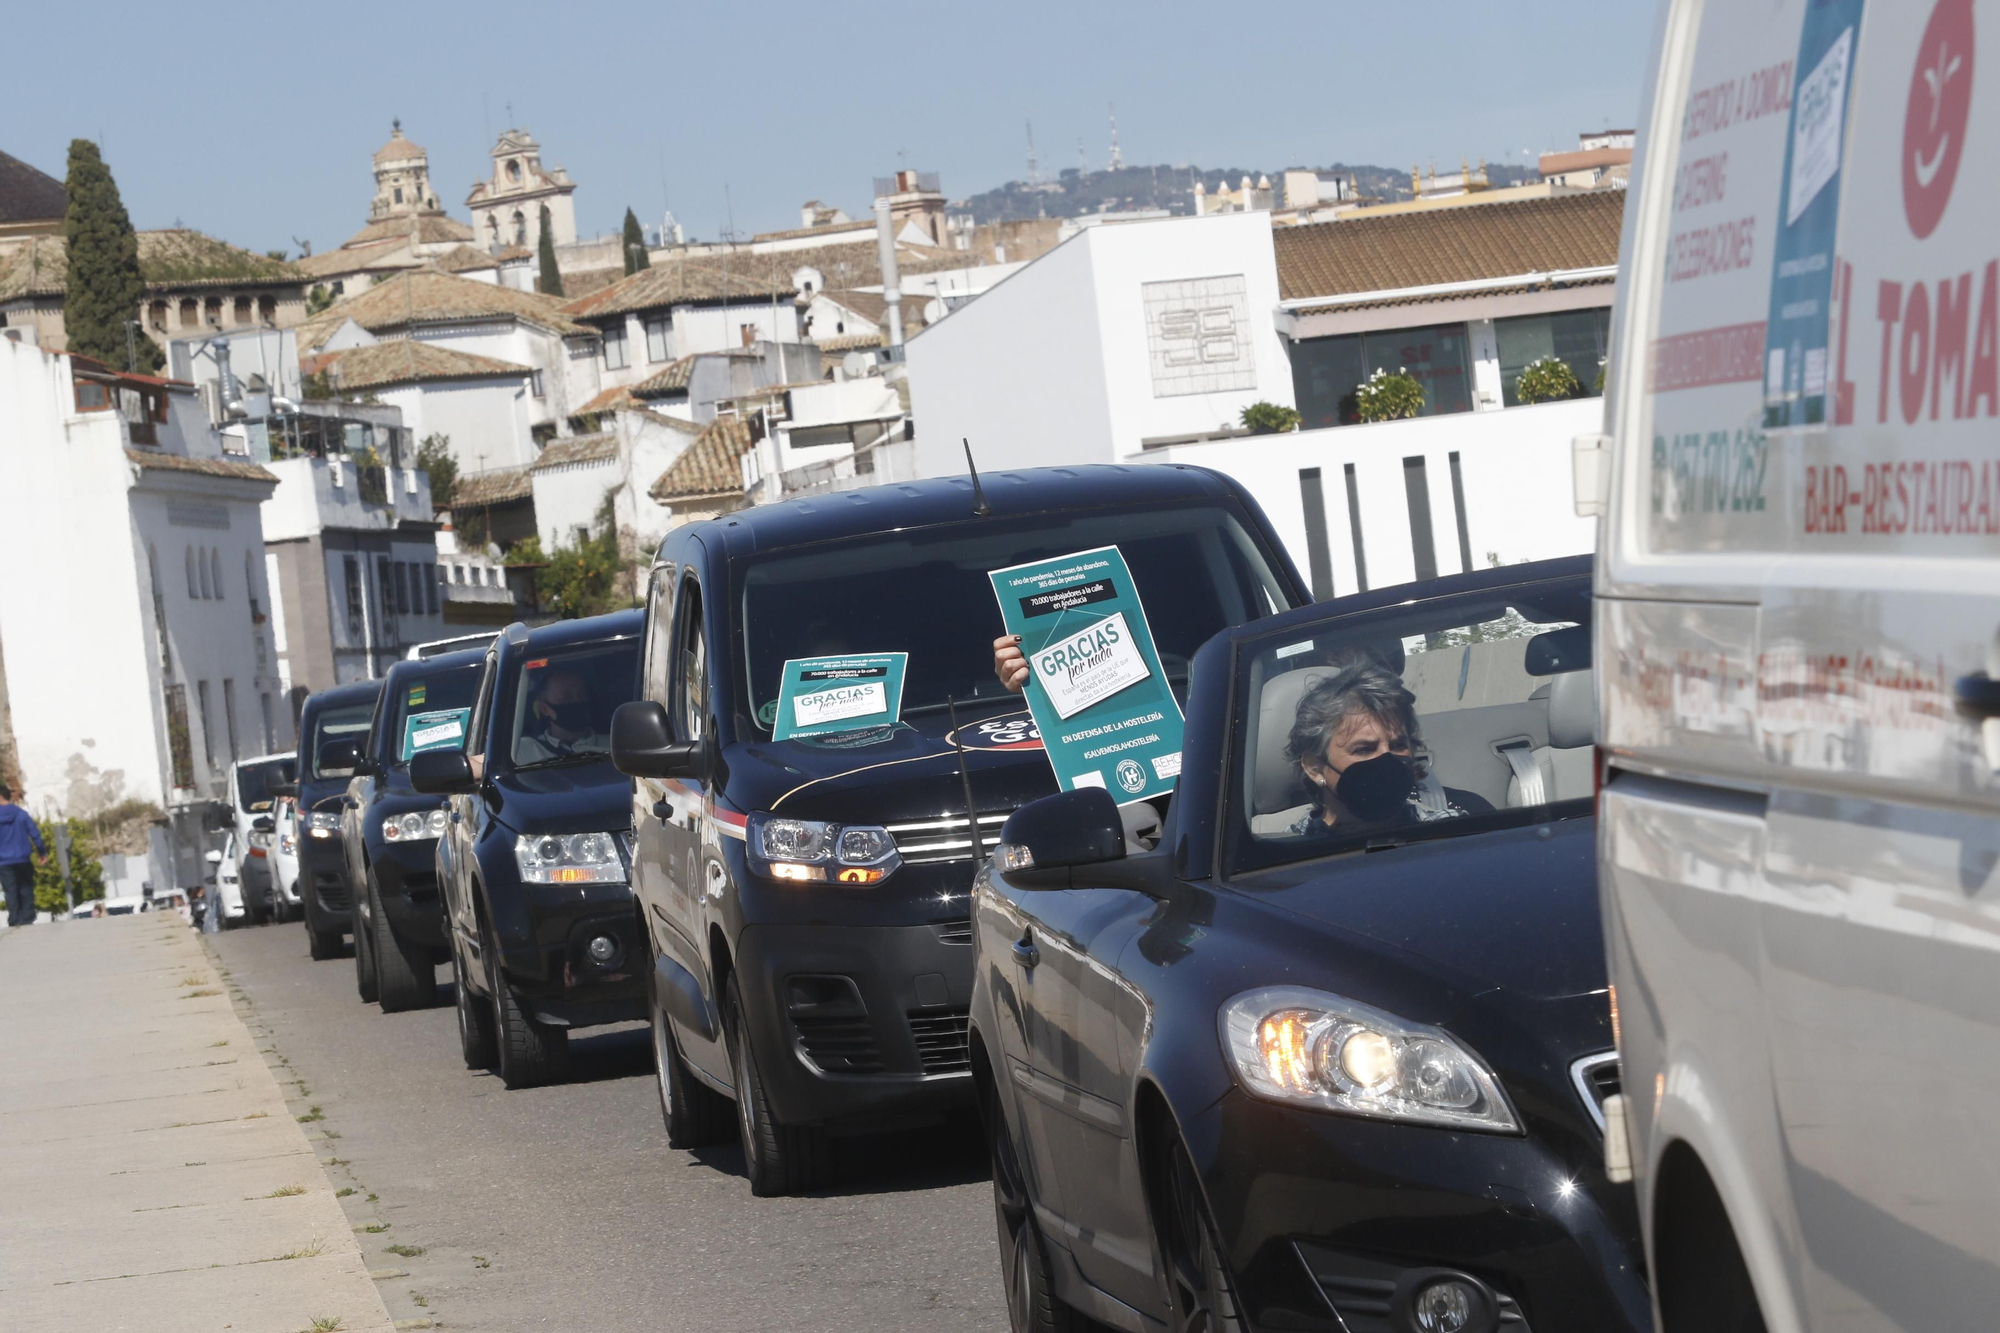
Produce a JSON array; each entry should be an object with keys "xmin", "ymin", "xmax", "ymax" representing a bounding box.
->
[
  {"xmin": 223, "ymin": 752, "xmax": 295, "ymax": 924},
  {"xmin": 1583, "ymin": 3, "xmax": 2000, "ymax": 1330}
]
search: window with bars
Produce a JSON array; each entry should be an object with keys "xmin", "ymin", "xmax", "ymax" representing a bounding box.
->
[{"xmin": 166, "ymin": 684, "xmax": 194, "ymax": 788}]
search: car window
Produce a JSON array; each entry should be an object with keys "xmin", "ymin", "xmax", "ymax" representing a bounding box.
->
[
  {"xmin": 379, "ymin": 664, "xmax": 482, "ymax": 767},
  {"xmin": 497, "ymin": 638, "xmax": 642, "ymax": 768},
  {"xmin": 734, "ymin": 504, "xmax": 1290, "ymax": 734},
  {"xmin": 307, "ymin": 701, "xmax": 375, "ymax": 778},
  {"xmin": 1226, "ymin": 580, "xmax": 1594, "ymax": 874},
  {"xmin": 673, "ymin": 576, "xmax": 707, "ymax": 745},
  {"xmin": 642, "ymin": 563, "xmax": 676, "ymax": 704},
  {"xmin": 466, "ymin": 651, "xmax": 498, "ymax": 762},
  {"xmin": 234, "ymin": 756, "xmax": 296, "ymax": 812}
]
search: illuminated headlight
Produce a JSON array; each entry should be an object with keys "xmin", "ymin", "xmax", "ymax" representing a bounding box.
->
[
  {"xmin": 308, "ymin": 811, "xmax": 340, "ymax": 839},
  {"xmin": 1220, "ymin": 986, "xmax": 1519, "ymax": 1133},
  {"xmin": 746, "ymin": 814, "xmax": 899, "ymax": 885},
  {"xmin": 382, "ymin": 810, "xmax": 449, "ymax": 842},
  {"xmin": 514, "ymin": 832, "xmax": 625, "ymax": 885}
]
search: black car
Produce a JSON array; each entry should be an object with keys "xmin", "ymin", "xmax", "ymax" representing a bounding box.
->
[
  {"xmin": 412, "ymin": 611, "xmax": 646, "ymax": 1087},
  {"xmin": 332, "ymin": 649, "xmax": 485, "ymax": 1011},
  {"xmin": 972, "ymin": 556, "xmax": 1649, "ymax": 1333},
  {"xmin": 611, "ymin": 464, "xmax": 1310, "ymax": 1195},
  {"xmin": 296, "ymin": 680, "xmax": 384, "ymax": 960}
]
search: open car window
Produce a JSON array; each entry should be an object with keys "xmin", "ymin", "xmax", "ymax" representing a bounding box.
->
[
  {"xmin": 501, "ymin": 638, "xmax": 642, "ymax": 769},
  {"xmin": 1225, "ymin": 578, "xmax": 1594, "ymax": 875}
]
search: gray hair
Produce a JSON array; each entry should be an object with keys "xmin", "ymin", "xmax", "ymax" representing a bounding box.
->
[{"xmin": 1283, "ymin": 659, "xmax": 1427, "ymax": 811}]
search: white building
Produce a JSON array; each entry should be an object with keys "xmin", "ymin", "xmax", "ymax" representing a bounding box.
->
[
  {"xmin": 741, "ymin": 376, "xmax": 909, "ymax": 502},
  {"xmin": 308, "ymin": 340, "xmax": 536, "ymax": 473},
  {"xmin": 527, "ymin": 407, "xmax": 700, "ymax": 557},
  {"xmin": 907, "ymin": 210, "xmax": 1295, "ymax": 472},
  {"xmin": 0, "ymin": 334, "xmax": 283, "ymax": 886},
  {"xmin": 559, "ymin": 260, "xmax": 805, "ymax": 398},
  {"xmin": 466, "ymin": 128, "xmax": 578, "ymax": 253}
]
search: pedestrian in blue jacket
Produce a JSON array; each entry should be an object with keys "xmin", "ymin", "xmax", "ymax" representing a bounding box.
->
[{"xmin": 0, "ymin": 782, "xmax": 47, "ymax": 927}]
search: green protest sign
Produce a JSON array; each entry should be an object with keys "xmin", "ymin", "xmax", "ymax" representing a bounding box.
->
[
  {"xmin": 772, "ymin": 653, "xmax": 909, "ymax": 741},
  {"xmin": 401, "ymin": 708, "xmax": 470, "ymax": 761},
  {"xmin": 988, "ymin": 545, "xmax": 1182, "ymax": 804}
]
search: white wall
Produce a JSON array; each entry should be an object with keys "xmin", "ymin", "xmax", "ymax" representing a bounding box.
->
[
  {"xmin": 1139, "ymin": 398, "xmax": 1602, "ymax": 594},
  {"xmin": 377, "ymin": 378, "xmax": 535, "ymax": 472},
  {"xmin": 533, "ymin": 457, "xmax": 619, "ymax": 550},
  {"xmin": 529, "ymin": 411, "xmax": 695, "ymax": 556}
]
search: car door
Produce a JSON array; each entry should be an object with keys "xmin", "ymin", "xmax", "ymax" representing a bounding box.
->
[
  {"xmin": 443, "ymin": 649, "xmax": 498, "ymax": 962},
  {"xmin": 992, "ymin": 873, "xmax": 1159, "ymax": 1306}
]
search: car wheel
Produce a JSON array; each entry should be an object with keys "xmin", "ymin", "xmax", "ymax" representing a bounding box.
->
[
  {"xmin": 485, "ymin": 922, "xmax": 567, "ymax": 1088},
  {"xmin": 371, "ymin": 877, "xmax": 436, "ymax": 1013},
  {"xmin": 452, "ymin": 936, "xmax": 498, "ymax": 1070},
  {"xmin": 650, "ymin": 965, "xmax": 732, "ymax": 1148},
  {"xmin": 981, "ymin": 1065, "xmax": 1084, "ymax": 1332},
  {"xmin": 306, "ymin": 904, "xmax": 343, "ymax": 961},
  {"xmin": 1160, "ymin": 1138, "xmax": 1247, "ymax": 1333},
  {"xmin": 353, "ymin": 885, "xmax": 379, "ymax": 1004},
  {"xmin": 723, "ymin": 972, "xmax": 833, "ymax": 1197}
]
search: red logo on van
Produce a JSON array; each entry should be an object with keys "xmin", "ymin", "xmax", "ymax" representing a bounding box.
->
[{"xmin": 1903, "ymin": 0, "xmax": 1975, "ymax": 238}]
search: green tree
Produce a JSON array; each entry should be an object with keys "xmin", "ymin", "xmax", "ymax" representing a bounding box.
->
[
  {"xmin": 531, "ymin": 494, "xmax": 636, "ymax": 618},
  {"xmin": 1239, "ymin": 401, "xmax": 1301, "ymax": 434},
  {"xmin": 537, "ymin": 205, "xmax": 563, "ymax": 296},
  {"xmin": 61, "ymin": 140, "xmax": 161, "ymax": 373},
  {"xmin": 414, "ymin": 433, "xmax": 457, "ymax": 509},
  {"xmin": 306, "ymin": 283, "xmax": 336, "ymax": 316},
  {"xmin": 33, "ymin": 816, "xmax": 107, "ymax": 915},
  {"xmin": 621, "ymin": 208, "xmax": 651, "ymax": 275}
]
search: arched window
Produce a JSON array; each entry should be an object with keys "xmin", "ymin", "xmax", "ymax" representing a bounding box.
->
[
  {"xmin": 186, "ymin": 546, "xmax": 200, "ymax": 598},
  {"xmin": 506, "ymin": 159, "xmax": 522, "ymax": 183},
  {"xmin": 486, "ymin": 215, "xmax": 499, "ymax": 244},
  {"xmin": 179, "ymin": 299, "xmax": 199, "ymax": 328},
  {"xmin": 209, "ymin": 548, "xmax": 224, "ymax": 599},
  {"xmin": 512, "ymin": 211, "xmax": 526, "ymax": 246}
]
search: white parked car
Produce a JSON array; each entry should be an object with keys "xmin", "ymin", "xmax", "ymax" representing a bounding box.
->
[
  {"xmin": 1587, "ymin": 4, "xmax": 2000, "ymax": 1330},
  {"xmin": 269, "ymin": 795, "xmax": 303, "ymax": 922},
  {"xmin": 224, "ymin": 751, "xmax": 297, "ymax": 925},
  {"xmin": 206, "ymin": 835, "xmax": 247, "ymax": 930}
]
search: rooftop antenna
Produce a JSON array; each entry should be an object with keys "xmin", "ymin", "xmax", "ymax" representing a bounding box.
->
[
  {"xmin": 1108, "ymin": 103, "xmax": 1124, "ymax": 172},
  {"xmin": 963, "ymin": 438, "xmax": 991, "ymax": 516},
  {"xmin": 1025, "ymin": 118, "xmax": 1040, "ymax": 185}
]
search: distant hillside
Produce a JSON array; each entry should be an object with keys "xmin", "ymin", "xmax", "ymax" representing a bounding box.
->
[{"xmin": 952, "ymin": 160, "xmax": 1539, "ymax": 224}]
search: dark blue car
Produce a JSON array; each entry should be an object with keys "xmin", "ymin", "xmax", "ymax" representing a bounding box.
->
[{"xmin": 295, "ymin": 679, "xmax": 384, "ymax": 961}]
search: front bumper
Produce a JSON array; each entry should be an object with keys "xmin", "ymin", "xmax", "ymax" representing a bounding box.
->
[
  {"xmin": 1194, "ymin": 1089, "xmax": 1649, "ymax": 1333},
  {"xmin": 490, "ymin": 879, "xmax": 645, "ymax": 1030},
  {"xmin": 734, "ymin": 918, "xmax": 977, "ymax": 1129},
  {"xmin": 370, "ymin": 840, "xmax": 448, "ymax": 952},
  {"xmin": 299, "ymin": 837, "xmax": 350, "ymax": 916}
]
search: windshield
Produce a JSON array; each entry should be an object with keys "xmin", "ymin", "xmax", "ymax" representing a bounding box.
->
[
  {"xmin": 1226, "ymin": 577, "xmax": 1593, "ymax": 874},
  {"xmin": 381, "ymin": 663, "xmax": 483, "ymax": 768},
  {"xmin": 736, "ymin": 504, "xmax": 1289, "ymax": 734},
  {"xmin": 500, "ymin": 638, "xmax": 641, "ymax": 768},
  {"xmin": 234, "ymin": 756, "xmax": 296, "ymax": 812},
  {"xmin": 307, "ymin": 701, "xmax": 376, "ymax": 779}
]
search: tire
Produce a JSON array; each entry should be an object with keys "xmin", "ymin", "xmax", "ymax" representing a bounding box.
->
[
  {"xmin": 307, "ymin": 909, "xmax": 343, "ymax": 961},
  {"xmin": 371, "ymin": 876, "xmax": 436, "ymax": 1013},
  {"xmin": 487, "ymin": 922, "xmax": 567, "ymax": 1088},
  {"xmin": 353, "ymin": 883, "xmax": 379, "ymax": 1004},
  {"xmin": 981, "ymin": 1064, "xmax": 1085, "ymax": 1333},
  {"xmin": 452, "ymin": 936, "xmax": 498, "ymax": 1070},
  {"xmin": 1158, "ymin": 1138, "xmax": 1247, "ymax": 1333},
  {"xmin": 724, "ymin": 972, "xmax": 833, "ymax": 1196},
  {"xmin": 651, "ymin": 963, "xmax": 732, "ymax": 1148}
]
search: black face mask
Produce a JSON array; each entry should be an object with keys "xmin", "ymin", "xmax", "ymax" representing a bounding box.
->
[
  {"xmin": 1333, "ymin": 751, "xmax": 1416, "ymax": 822},
  {"xmin": 549, "ymin": 701, "xmax": 594, "ymax": 733}
]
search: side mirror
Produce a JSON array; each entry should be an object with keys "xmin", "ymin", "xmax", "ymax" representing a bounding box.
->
[
  {"xmin": 251, "ymin": 815, "xmax": 275, "ymax": 833},
  {"xmin": 612, "ymin": 701, "xmax": 702, "ymax": 780},
  {"xmin": 318, "ymin": 739, "xmax": 363, "ymax": 777},
  {"xmin": 204, "ymin": 849, "xmax": 224, "ymax": 865},
  {"xmin": 410, "ymin": 748, "xmax": 477, "ymax": 795},
  {"xmin": 995, "ymin": 788, "xmax": 1125, "ymax": 883}
]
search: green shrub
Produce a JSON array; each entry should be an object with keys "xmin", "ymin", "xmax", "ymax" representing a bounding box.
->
[
  {"xmin": 1515, "ymin": 356, "xmax": 1582, "ymax": 405},
  {"xmin": 1353, "ymin": 368, "xmax": 1425, "ymax": 422},
  {"xmin": 1238, "ymin": 401, "xmax": 1301, "ymax": 435}
]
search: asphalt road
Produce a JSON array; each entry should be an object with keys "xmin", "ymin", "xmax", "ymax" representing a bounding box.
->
[{"xmin": 209, "ymin": 918, "xmax": 1006, "ymax": 1332}]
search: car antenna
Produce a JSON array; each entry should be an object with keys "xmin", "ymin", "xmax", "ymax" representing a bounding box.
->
[
  {"xmin": 946, "ymin": 695, "xmax": 987, "ymax": 862},
  {"xmin": 963, "ymin": 438, "xmax": 991, "ymax": 517}
]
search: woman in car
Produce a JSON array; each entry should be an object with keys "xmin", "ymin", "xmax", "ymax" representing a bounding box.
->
[{"xmin": 1283, "ymin": 656, "xmax": 1492, "ymax": 835}]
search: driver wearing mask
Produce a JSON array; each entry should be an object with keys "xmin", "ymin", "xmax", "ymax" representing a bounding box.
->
[
  {"xmin": 1283, "ymin": 657, "xmax": 1491, "ymax": 835},
  {"xmin": 517, "ymin": 669, "xmax": 608, "ymax": 762}
]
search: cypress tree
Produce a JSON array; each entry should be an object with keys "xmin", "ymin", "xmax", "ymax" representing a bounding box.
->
[
  {"xmin": 621, "ymin": 208, "xmax": 651, "ymax": 274},
  {"xmin": 537, "ymin": 204, "xmax": 563, "ymax": 297},
  {"xmin": 62, "ymin": 140, "xmax": 161, "ymax": 373}
]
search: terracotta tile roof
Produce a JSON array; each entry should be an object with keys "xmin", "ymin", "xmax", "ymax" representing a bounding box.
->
[
  {"xmin": 571, "ymin": 384, "xmax": 641, "ymax": 416},
  {"xmin": 632, "ymin": 355, "xmax": 696, "ymax": 397},
  {"xmin": 750, "ymin": 220, "xmax": 875, "ymax": 244},
  {"xmin": 339, "ymin": 212, "xmax": 476, "ymax": 251},
  {"xmin": 556, "ymin": 266, "xmax": 624, "ymax": 300},
  {"xmin": 2, "ymin": 229, "xmax": 304, "ymax": 299},
  {"xmin": 0, "ymin": 148, "xmax": 65, "ymax": 224},
  {"xmin": 453, "ymin": 465, "xmax": 533, "ymax": 506},
  {"xmin": 649, "ymin": 416, "xmax": 752, "ymax": 502},
  {"xmin": 295, "ymin": 269, "xmax": 590, "ymax": 351},
  {"xmin": 814, "ymin": 332, "xmax": 887, "ymax": 354},
  {"xmin": 491, "ymin": 245, "xmax": 533, "ymax": 263},
  {"xmin": 373, "ymin": 128, "xmax": 427, "ymax": 163},
  {"xmin": 293, "ymin": 240, "xmax": 407, "ymax": 279},
  {"xmin": 431, "ymin": 245, "xmax": 504, "ymax": 274},
  {"xmin": 125, "ymin": 447, "xmax": 277, "ymax": 483},
  {"xmin": 561, "ymin": 256, "xmax": 797, "ymax": 320},
  {"xmin": 817, "ymin": 288, "xmax": 889, "ymax": 325},
  {"xmin": 1273, "ymin": 190, "xmax": 1625, "ymax": 308},
  {"xmin": 322, "ymin": 340, "xmax": 529, "ymax": 390},
  {"xmin": 528, "ymin": 431, "xmax": 617, "ymax": 472},
  {"xmin": 640, "ymin": 409, "xmax": 704, "ymax": 436}
]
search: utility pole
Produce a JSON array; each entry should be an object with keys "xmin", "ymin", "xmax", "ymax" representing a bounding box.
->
[
  {"xmin": 1025, "ymin": 119, "xmax": 1039, "ymax": 186},
  {"xmin": 54, "ymin": 822, "xmax": 74, "ymax": 917},
  {"xmin": 1108, "ymin": 103, "xmax": 1124, "ymax": 172}
]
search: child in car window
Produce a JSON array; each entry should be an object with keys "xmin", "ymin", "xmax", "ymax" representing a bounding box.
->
[{"xmin": 1284, "ymin": 657, "xmax": 1492, "ymax": 836}]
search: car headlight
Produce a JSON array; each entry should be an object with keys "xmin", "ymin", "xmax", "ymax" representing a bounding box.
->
[
  {"xmin": 307, "ymin": 810, "xmax": 340, "ymax": 839},
  {"xmin": 514, "ymin": 832, "xmax": 625, "ymax": 885},
  {"xmin": 1219, "ymin": 986, "xmax": 1519, "ymax": 1133},
  {"xmin": 745, "ymin": 813, "xmax": 899, "ymax": 884},
  {"xmin": 382, "ymin": 810, "xmax": 448, "ymax": 842}
]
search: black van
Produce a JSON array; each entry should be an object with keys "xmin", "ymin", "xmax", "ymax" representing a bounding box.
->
[
  {"xmin": 412, "ymin": 611, "xmax": 645, "ymax": 1088},
  {"xmin": 611, "ymin": 464, "xmax": 1309, "ymax": 1195},
  {"xmin": 296, "ymin": 680, "xmax": 384, "ymax": 961},
  {"xmin": 331, "ymin": 649, "xmax": 485, "ymax": 1011}
]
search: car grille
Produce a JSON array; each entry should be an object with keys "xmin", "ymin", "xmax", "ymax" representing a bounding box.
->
[
  {"xmin": 934, "ymin": 919, "xmax": 973, "ymax": 946},
  {"xmin": 883, "ymin": 811, "xmax": 1014, "ymax": 865},
  {"xmin": 792, "ymin": 1014, "xmax": 885, "ymax": 1074},
  {"xmin": 1571, "ymin": 1051, "xmax": 1621, "ymax": 1132},
  {"xmin": 909, "ymin": 1008, "xmax": 971, "ymax": 1074}
]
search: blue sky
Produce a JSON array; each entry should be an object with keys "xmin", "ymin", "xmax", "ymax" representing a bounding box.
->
[{"xmin": 7, "ymin": 1, "xmax": 1658, "ymax": 257}]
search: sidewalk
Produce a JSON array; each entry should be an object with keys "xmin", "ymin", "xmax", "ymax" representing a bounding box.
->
[{"xmin": 0, "ymin": 914, "xmax": 395, "ymax": 1333}]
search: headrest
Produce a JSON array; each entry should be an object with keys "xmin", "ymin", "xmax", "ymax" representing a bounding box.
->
[
  {"xmin": 1253, "ymin": 667, "xmax": 1333, "ymax": 814},
  {"xmin": 1547, "ymin": 669, "xmax": 1596, "ymax": 748}
]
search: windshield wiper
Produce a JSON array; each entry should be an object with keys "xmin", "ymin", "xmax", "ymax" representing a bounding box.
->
[{"xmin": 512, "ymin": 752, "xmax": 608, "ymax": 771}]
